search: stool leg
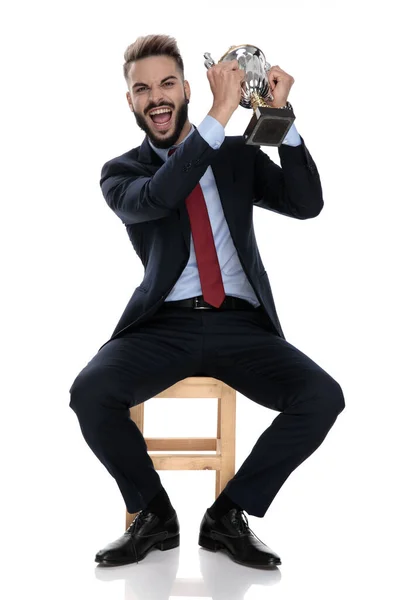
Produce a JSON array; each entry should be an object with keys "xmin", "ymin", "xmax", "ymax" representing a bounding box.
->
[
  {"xmin": 216, "ymin": 385, "xmax": 236, "ymax": 499},
  {"xmin": 215, "ymin": 470, "xmax": 222, "ymax": 498},
  {"xmin": 215, "ymin": 395, "xmax": 222, "ymax": 499}
]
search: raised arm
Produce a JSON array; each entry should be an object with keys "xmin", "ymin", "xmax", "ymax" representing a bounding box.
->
[{"xmin": 252, "ymin": 135, "xmax": 324, "ymax": 220}]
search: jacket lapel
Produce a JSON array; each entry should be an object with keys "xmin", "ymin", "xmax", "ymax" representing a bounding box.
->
[
  {"xmin": 137, "ymin": 136, "xmax": 164, "ymax": 168},
  {"xmin": 137, "ymin": 129, "xmax": 240, "ymax": 254}
]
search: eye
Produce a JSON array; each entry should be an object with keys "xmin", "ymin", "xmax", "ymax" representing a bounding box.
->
[{"xmin": 135, "ymin": 81, "xmax": 174, "ymax": 93}]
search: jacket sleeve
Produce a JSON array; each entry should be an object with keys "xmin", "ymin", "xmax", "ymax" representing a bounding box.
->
[
  {"xmin": 100, "ymin": 129, "xmax": 220, "ymax": 225},
  {"xmin": 252, "ymin": 135, "xmax": 324, "ymax": 219}
]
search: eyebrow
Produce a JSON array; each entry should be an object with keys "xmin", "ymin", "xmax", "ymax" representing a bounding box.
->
[{"xmin": 132, "ymin": 75, "xmax": 178, "ymax": 90}]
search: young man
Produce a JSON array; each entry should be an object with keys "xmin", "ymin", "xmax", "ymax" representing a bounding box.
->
[{"xmin": 69, "ymin": 34, "xmax": 345, "ymax": 569}]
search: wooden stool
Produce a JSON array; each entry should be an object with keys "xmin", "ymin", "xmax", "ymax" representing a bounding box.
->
[{"xmin": 125, "ymin": 376, "xmax": 236, "ymax": 529}]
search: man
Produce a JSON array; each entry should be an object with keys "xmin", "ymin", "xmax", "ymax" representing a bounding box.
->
[{"xmin": 69, "ymin": 34, "xmax": 345, "ymax": 569}]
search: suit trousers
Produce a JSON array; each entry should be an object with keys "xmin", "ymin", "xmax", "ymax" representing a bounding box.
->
[{"xmin": 68, "ymin": 302, "xmax": 345, "ymax": 518}]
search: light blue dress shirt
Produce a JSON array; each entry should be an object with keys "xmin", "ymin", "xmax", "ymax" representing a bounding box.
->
[{"xmin": 148, "ymin": 115, "xmax": 302, "ymax": 306}]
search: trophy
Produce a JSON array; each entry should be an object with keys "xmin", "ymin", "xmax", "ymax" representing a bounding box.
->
[{"xmin": 204, "ymin": 44, "xmax": 295, "ymax": 147}]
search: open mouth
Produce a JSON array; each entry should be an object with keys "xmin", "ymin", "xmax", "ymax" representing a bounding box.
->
[{"xmin": 149, "ymin": 108, "xmax": 173, "ymax": 130}]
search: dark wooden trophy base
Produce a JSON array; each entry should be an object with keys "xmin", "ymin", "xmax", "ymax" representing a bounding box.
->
[{"xmin": 243, "ymin": 105, "xmax": 296, "ymax": 147}]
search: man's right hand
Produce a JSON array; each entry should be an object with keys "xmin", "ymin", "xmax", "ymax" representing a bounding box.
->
[{"xmin": 207, "ymin": 59, "xmax": 246, "ymax": 128}]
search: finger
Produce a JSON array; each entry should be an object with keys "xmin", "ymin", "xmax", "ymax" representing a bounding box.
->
[
  {"xmin": 269, "ymin": 66, "xmax": 290, "ymax": 81},
  {"xmin": 268, "ymin": 67, "xmax": 283, "ymax": 79},
  {"xmin": 222, "ymin": 58, "xmax": 239, "ymax": 70},
  {"xmin": 268, "ymin": 69, "xmax": 285, "ymax": 89},
  {"xmin": 267, "ymin": 71, "xmax": 276, "ymax": 91}
]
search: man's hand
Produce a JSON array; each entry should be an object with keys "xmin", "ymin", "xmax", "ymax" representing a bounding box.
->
[
  {"xmin": 265, "ymin": 65, "xmax": 295, "ymax": 108},
  {"xmin": 207, "ymin": 59, "xmax": 246, "ymax": 127}
]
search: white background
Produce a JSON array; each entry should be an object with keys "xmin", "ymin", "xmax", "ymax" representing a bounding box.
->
[{"xmin": 1, "ymin": 0, "xmax": 399, "ymax": 598}]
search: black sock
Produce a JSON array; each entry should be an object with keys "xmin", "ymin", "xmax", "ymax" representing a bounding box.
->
[
  {"xmin": 207, "ymin": 491, "xmax": 244, "ymax": 520},
  {"xmin": 144, "ymin": 486, "xmax": 175, "ymax": 519}
]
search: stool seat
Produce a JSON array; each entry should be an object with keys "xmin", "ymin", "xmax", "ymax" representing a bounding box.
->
[{"xmin": 126, "ymin": 376, "xmax": 236, "ymax": 528}]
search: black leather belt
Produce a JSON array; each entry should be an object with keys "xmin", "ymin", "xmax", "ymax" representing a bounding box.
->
[{"xmin": 162, "ymin": 295, "xmax": 260, "ymax": 311}]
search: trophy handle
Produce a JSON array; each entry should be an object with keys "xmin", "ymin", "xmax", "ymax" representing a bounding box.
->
[
  {"xmin": 264, "ymin": 66, "xmax": 274, "ymax": 103},
  {"xmin": 204, "ymin": 52, "xmax": 216, "ymax": 70}
]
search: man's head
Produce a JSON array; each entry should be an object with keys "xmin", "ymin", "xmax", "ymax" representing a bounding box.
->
[{"xmin": 124, "ymin": 35, "xmax": 191, "ymax": 149}]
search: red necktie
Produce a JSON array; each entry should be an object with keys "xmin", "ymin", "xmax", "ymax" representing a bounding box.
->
[{"xmin": 168, "ymin": 147, "xmax": 225, "ymax": 307}]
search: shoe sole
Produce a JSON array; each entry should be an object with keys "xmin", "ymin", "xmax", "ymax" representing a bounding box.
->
[
  {"xmin": 198, "ymin": 533, "xmax": 281, "ymax": 569},
  {"xmin": 95, "ymin": 533, "xmax": 180, "ymax": 565}
]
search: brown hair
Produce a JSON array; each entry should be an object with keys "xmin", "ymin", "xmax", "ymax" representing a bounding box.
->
[{"xmin": 123, "ymin": 34, "xmax": 185, "ymax": 88}]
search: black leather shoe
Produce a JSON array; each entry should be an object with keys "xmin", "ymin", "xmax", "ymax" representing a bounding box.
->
[
  {"xmin": 95, "ymin": 508, "xmax": 180, "ymax": 566},
  {"xmin": 198, "ymin": 508, "xmax": 281, "ymax": 568}
]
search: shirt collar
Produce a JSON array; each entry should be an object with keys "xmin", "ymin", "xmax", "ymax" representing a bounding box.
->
[{"xmin": 148, "ymin": 123, "xmax": 195, "ymax": 161}]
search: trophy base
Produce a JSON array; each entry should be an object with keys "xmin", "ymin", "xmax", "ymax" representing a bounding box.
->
[{"xmin": 243, "ymin": 106, "xmax": 296, "ymax": 147}]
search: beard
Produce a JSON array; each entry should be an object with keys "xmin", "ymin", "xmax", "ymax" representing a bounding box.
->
[{"xmin": 132, "ymin": 94, "xmax": 189, "ymax": 149}]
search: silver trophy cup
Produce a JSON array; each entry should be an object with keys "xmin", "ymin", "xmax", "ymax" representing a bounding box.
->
[{"xmin": 204, "ymin": 44, "xmax": 295, "ymax": 147}]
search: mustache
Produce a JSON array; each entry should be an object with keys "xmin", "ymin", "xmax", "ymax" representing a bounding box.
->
[{"xmin": 146, "ymin": 103, "xmax": 174, "ymax": 115}]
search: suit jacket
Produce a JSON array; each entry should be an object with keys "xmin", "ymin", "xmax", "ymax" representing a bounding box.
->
[{"xmin": 97, "ymin": 126, "xmax": 323, "ymax": 352}]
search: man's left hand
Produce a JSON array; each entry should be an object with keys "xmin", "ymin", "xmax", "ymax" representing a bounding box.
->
[{"xmin": 265, "ymin": 65, "xmax": 295, "ymax": 108}]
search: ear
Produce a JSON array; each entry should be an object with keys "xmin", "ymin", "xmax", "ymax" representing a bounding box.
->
[
  {"xmin": 126, "ymin": 92, "xmax": 133, "ymax": 111},
  {"xmin": 184, "ymin": 80, "xmax": 191, "ymax": 102}
]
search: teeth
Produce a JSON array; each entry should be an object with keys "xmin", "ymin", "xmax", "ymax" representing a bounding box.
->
[{"xmin": 149, "ymin": 108, "xmax": 172, "ymax": 115}]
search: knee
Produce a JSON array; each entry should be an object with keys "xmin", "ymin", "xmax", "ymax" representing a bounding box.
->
[
  {"xmin": 302, "ymin": 371, "xmax": 345, "ymax": 419},
  {"xmin": 68, "ymin": 368, "xmax": 103, "ymax": 416},
  {"xmin": 68, "ymin": 365, "xmax": 131, "ymax": 426},
  {"xmin": 321, "ymin": 376, "xmax": 345, "ymax": 416},
  {"xmin": 68, "ymin": 371, "xmax": 88, "ymax": 413}
]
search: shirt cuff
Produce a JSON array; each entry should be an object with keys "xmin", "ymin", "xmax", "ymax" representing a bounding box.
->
[
  {"xmin": 196, "ymin": 114, "xmax": 225, "ymax": 149},
  {"xmin": 282, "ymin": 122, "xmax": 302, "ymax": 146}
]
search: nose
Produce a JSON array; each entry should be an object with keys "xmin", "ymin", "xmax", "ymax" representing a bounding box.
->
[{"xmin": 148, "ymin": 85, "xmax": 165, "ymax": 105}]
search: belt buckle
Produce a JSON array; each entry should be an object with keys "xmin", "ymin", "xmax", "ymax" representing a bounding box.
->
[{"xmin": 195, "ymin": 296, "xmax": 211, "ymax": 309}]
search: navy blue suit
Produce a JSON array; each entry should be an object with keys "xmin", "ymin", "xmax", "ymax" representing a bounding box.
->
[{"xmin": 69, "ymin": 124, "xmax": 345, "ymax": 518}]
